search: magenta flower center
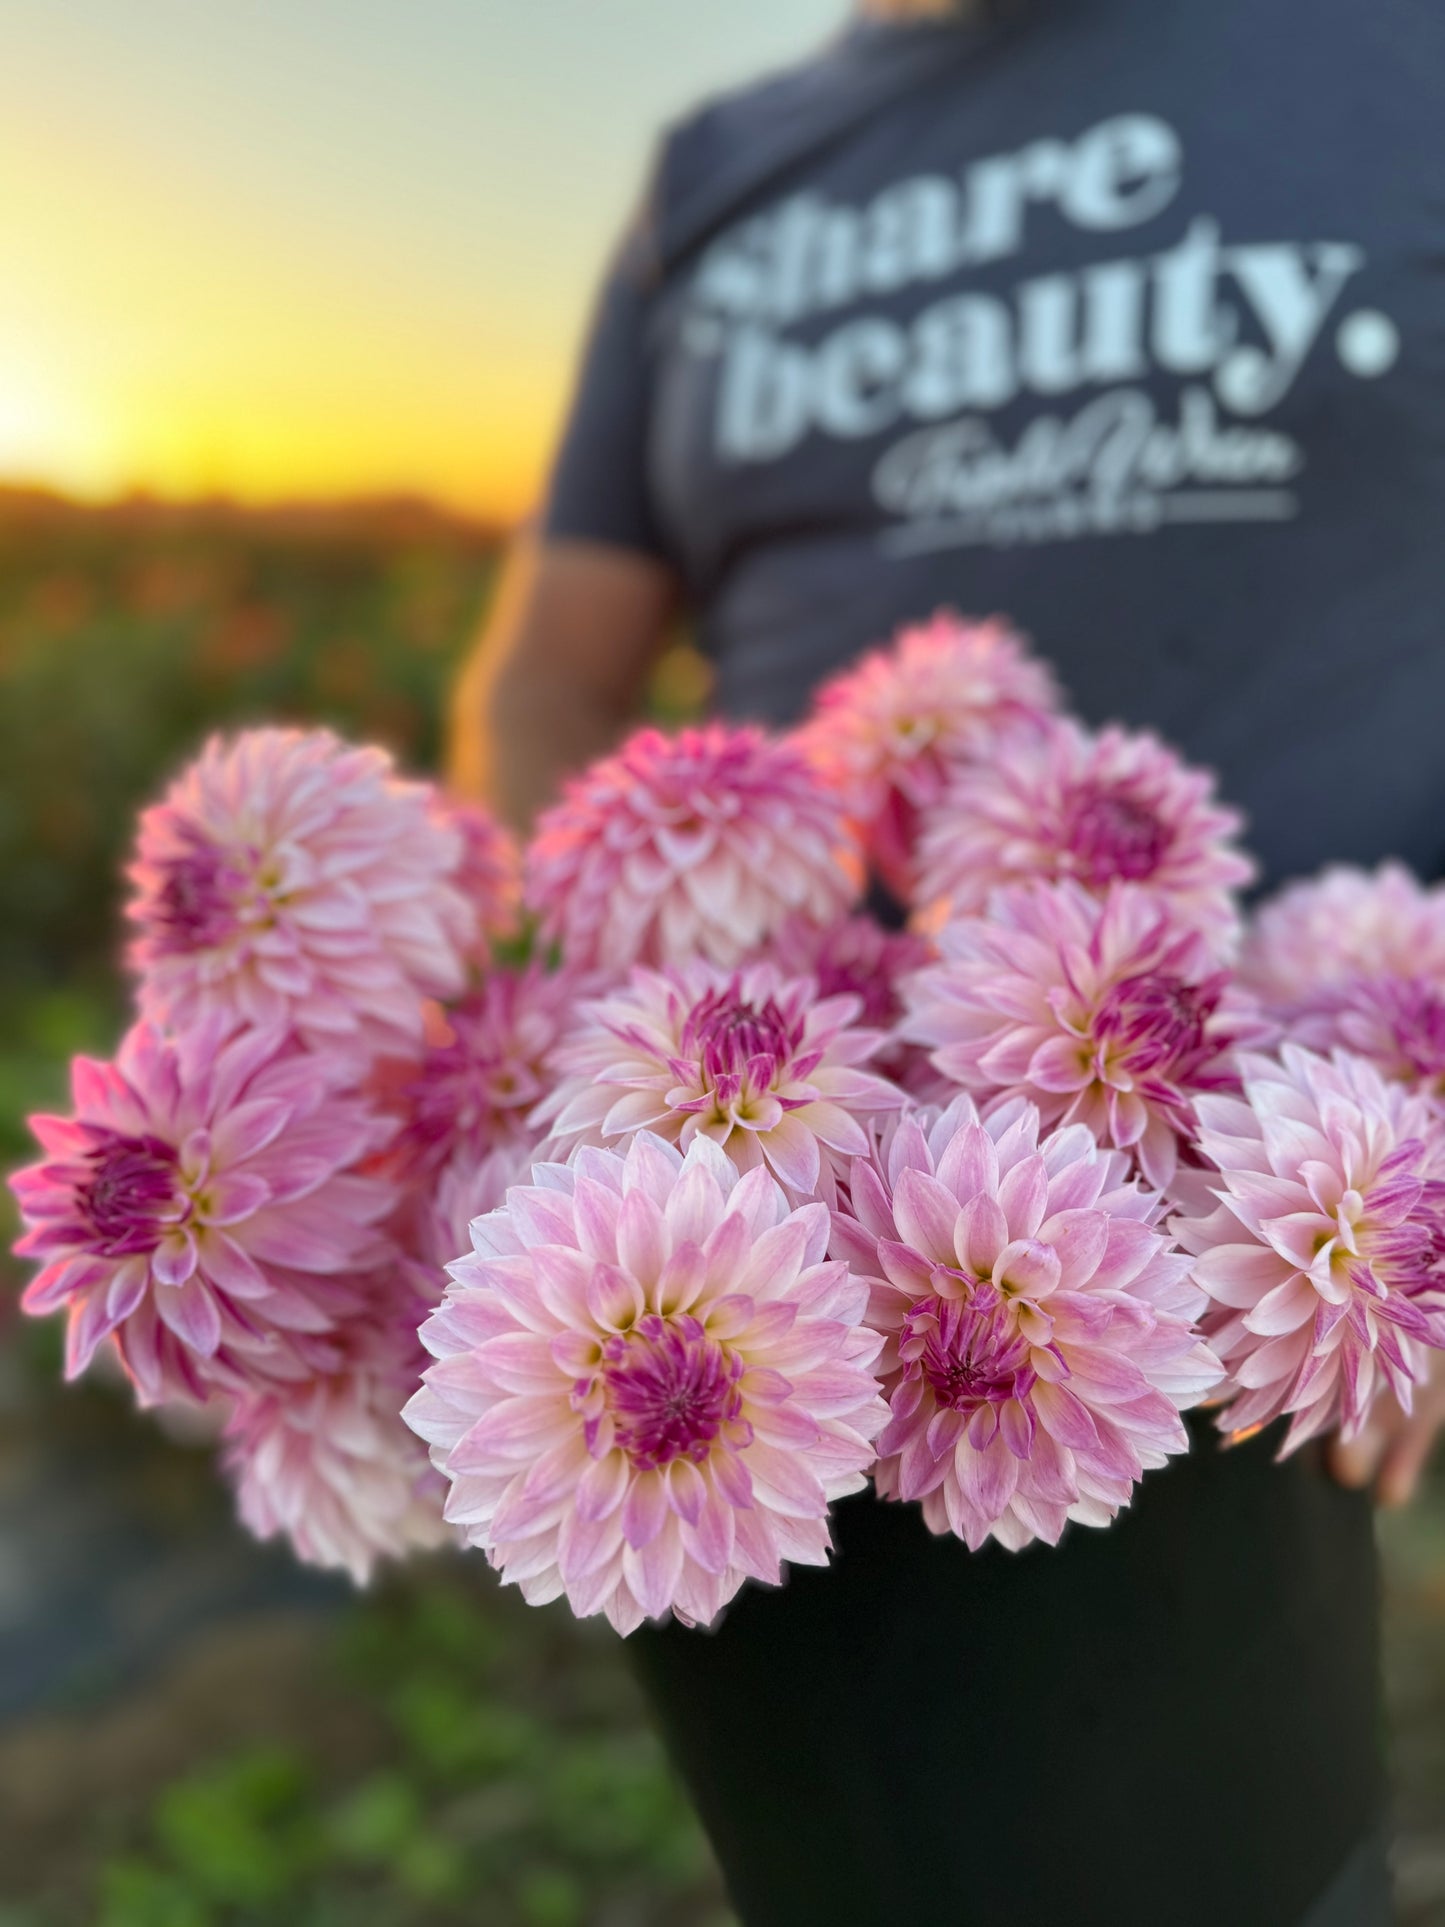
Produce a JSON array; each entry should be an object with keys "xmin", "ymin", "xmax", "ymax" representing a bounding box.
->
[
  {"xmin": 905, "ymin": 1292, "xmax": 1033, "ymax": 1413},
  {"xmin": 399, "ymin": 1002, "xmax": 539, "ymax": 1172},
  {"xmin": 1064, "ymin": 783, "xmax": 1170, "ymax": 885},
  {"xmin": 1094, "ymin": 971, "xmax": 1212, "ymax": 1074},
  {"xmin": 78, "ymin": 1132, "xmax": 181, "ymax": 1257},
  {"xmin": 685, "ymin": 987, "xmax": 801, "ymax": 1084},
  {"xmin": 814, "ymin": 959, "xmax": 893, "ymax": 1028},
  {"xmin": 1359, "ymin": 1157, "xmax": 1445, "ymax": 1307},
  {"xmin": 600, "ymin": 1314, "xmax": 746, "ymax": 1470},
  {"xmin": 152, "ymin": 827, "xmax": 254, "ymax": 953}
]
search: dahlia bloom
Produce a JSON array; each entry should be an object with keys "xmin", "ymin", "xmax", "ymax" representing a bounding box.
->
[
  {"xmin": 796, "ymin": 612, "xmax": 1058, "ymax": 899},
  {"xmin": 524, "ymin": 723, "xmax": 864, "ymax": 972},
  {"xmin": 1175, "ymin": 1045, "xmax": 1445, "ymax": 1452},
  {"xmin": 831, "ymin": 1096, "xmax": 1219, "ymax": 1551},
  {"xmin": 224, "ymin": 1293, "xmax": 452, "ymax": 1584},
  {"xmin": 1241, "ymin": 864, "xmax": 1445, "ymax": 1008},
  {"xmin": 9, "ymin": 1020, "xmax": 393, "ymax": 1404},
  {"xmin": 533, "ymin": 961, "xmax": 904, "ymax": 1201},
  {"xmin": 127, "ymin": 728, "xmax": 475, "ymax": 1056},
  {"xmin": 765, "ymin": 913, "xmax": 933, "ymax": 1033},
  {"xmin": 915, "ymin": 719, "xmax": 1254, "ymax": 951},
  {"xmin": 376, "ymin": 965, "xmax": 582, "ymax": 1270},
  {"xmin": 902, "ymin": 881, "xmax": 1261, "ymax": 1190},
  {"xmin": 430, "ymin": 1140, "xmax": 536, "ymax": 1272},
  {"xmin": 1240, "ymin": 866, "xmax": 1445, "ymax": 1096},
  {"xmin": 1275, "ymin": 977, "xmax": 1445, "ymax": 1099},
  {"xmin": 431, "ymin": 794, "xmax": 522, "ymax": 961},
  {"xmin": 405, "ymin": 1133, "xmax": 887, "ymax": 1632},
  {"xmin": 385, "ymin": 965, "xmax": 581, "ymax": 1183}
]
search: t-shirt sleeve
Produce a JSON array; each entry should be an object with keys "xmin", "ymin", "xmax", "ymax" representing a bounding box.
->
[{"xmin": 539, "ymin": 184, "xmax": 670, "ymax": 562}]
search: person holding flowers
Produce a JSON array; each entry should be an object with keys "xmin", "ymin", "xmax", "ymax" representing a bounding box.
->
[{"xmin": 448, "ymin": 0, "xmax": 1445, "ymax": 1920}]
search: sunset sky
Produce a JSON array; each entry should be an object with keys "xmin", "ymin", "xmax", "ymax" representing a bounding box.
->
[{"xmin": 0, "ymin": 0, "xmax": 843, "ymax": 522}]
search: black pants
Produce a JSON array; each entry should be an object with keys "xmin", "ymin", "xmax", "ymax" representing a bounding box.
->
[{"xmin": 630, "ymin": 1420, "xmax": 1390, "ymax": 1927}]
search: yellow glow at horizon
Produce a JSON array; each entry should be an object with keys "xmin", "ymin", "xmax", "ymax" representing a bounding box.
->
[
  {"xmin": 0, "ymin": 96, "xmax": 581, "ymax": 520},
  {"xmin": 0, "ymin": 2, "xmax": 843, "ymax": 519}
]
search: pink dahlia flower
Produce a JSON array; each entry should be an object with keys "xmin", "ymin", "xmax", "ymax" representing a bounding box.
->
[
  {"xmin": 902, "ymin": 881, "xmax": 1262, "ymax": 1191},
  {"xmin": 524, "ymin": 723, "xmax": 864, "ymax": 972},
  {"xmin": 1276, "ymin": 977, "xmax": 1445, "ymax": 1099},
  {"xmin": 1175, "ymin": 1045, "xmax": 1445, "ymax": 1453},
  {"xmin": 831, "ymin": 1096, "xmax": 1219, "ymax": 1550},
  {"xmin": 764, "ymin": 913, "xmax": 933, "ymax": 1032},
  {"xmin": 1241, "ymin": 864, "xmax": 1445, "ymax": 1008},
  {"xmin": 915, "ymin": 718, "xmax": 1254, "ymax": 952},
  {"xmin": 385, "ymin": 965, "xmax": 581, "ymax": 1183},
  {"xmin": 796, "ymin": 612, "xmax": 1058, "ymax": 899},
  {"xmin": 766, "ymin": 913, "xmax": 936, "ymax": 1092},
  {"xmin": 376, "ymin": 965, "xmax": 582, "ymax": 1269},
  {"xmin": 224, "ymin": 1286, "xmax": 452, "ymax": 1584},
  {"xmin": 127, "ymin": 728, "xmax": 475, "ymax": 1056},
  {"xmin": 430, "ymin": 794, "xmax": 522, "ymax": 962},
  {"xmin": 533, "ymin": 962, "xmax": 904, "ymax": 1202},
  {"xmin": 405, "ymin": 1133, "xmax": 887, "ymax": 1633},
  {"xmin": 9, "ymin": 1020, "xmax": 393, "ymax": 1404},
  {"xmin": 429, "ymin": 1140, "xmax": 536, "ymax": 1272},
  {"xmin": 1240, "ymin": 866, "xmax": 1445, "ymax": 1096}
]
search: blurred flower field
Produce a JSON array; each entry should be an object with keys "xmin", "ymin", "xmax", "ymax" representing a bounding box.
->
[{"xmin": 0, "ymin": 486, "xmax": 1442, "ymax": 1923}]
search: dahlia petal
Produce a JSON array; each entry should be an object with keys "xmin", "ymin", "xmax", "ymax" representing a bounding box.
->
[
  {"xmin": 621, "ymin": 1470, "xmax": 669, "ymax": 1550},
  {"xmin": 891, "ymin": 1168, "xmax": 962, "ymax": 1267},
  {"xmin": 665, "ymin": 1457, "xmax": 708, "ymax": 1525},
  {"xmin": 1243, "ymin": 1273, "xmax": 1320, "ymax": 1337},
  {"xmin": 585, "ymin": 1264, "xmax": 645, "ymax": 1333},
  {"xmin": 623, "ymin": 1520, "xmax": 687, "ymax": 1620},
  {"xmin": 763, "ymin": 1114, "xmax": 821, "ymax": 1197},
  {"xmin": 955, "ymin": 1193, "xmax": 1009, "ymax": 1276},
  {"xmin": 1041, "ymin": 1209, "xmax": 1111, "ymax": 1288},
  {"xmin": 65, "ymin": 1291, "xmax": 119, "ymax": 1379},
  {"xmin": 959, "ymin": 1435, "xmax": 1019, "ymax": 1523},
  {"xmin": 1032, "ymin": 1380, "xmax": 1102, "ymax": 1451},
  {"xmin": 153, "ymin": 1276, "xmax": 223, "ymax": 1356},
  {"xmin": 712, "ymin": 1450, "xmax": 755, "ymax": 1510},
  {"xmin": 680, "ymin": 1491, "xmax": 736, "ymax": 1574},
  {"xmin": 615, "ymin": 1188, "xmax": 666, "ymax": 1288},
  {"xmin": 744, "ymin": 1442, "xmax": 827, "ymax": 1519}
]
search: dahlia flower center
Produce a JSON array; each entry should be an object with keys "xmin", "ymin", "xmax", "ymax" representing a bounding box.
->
[
  {"xmin": 906, "ymin": 1293, "xmax": 1034, "ymax": 1414},
  {"xmin": 599, "ymin": 1314, "xmax": 745, "ymax": 1470},
  {"xmin": 401, "ymin": 1031, "xmax": 535, "ymax": 1168},
  {"xmin": 1064, "ymin": 784, "xmax": 1170, "ymax": 885},
  {"xmin": 1351, "ymin": 1168, "xmax": 1445, "ymax": 1300},
  {"xmin": 1094, "ymin": 971, "xmax": 1210, "ymax": 1073},
  {"xmin": 79, "ymin": 1132, "xmax": 181, "ymax": 1256},
  {"xmin": 813, "ymin": 957, "xmax": 893, "ymax": 1028},
  {"xmin": 152, "ymin": 829, "xmax": 257, "ymax": 952},
  {"xmin": 890, "ymin": 711, "xmax": 937, "ymax": 753},
  {"xmin": 687, "ymin": 988, "xmax": 801, "ymax": 1085}
]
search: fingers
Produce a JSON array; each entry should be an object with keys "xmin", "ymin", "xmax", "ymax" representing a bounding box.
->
[
  {"xmin": 1378, "ymin": 1423, "xmax": 1438, "ymax": 1509},
  {"xmin": 1328, "ymin": 1427, "xmax": 1389, "ymax": 1491}
]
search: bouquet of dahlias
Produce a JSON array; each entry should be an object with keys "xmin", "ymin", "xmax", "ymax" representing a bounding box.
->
[{"xmin": 15, "ymin": 614, "xmax": 1445, "ymax": 1632}]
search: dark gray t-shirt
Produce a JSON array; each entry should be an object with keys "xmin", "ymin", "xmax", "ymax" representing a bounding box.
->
[{"xmin": 544, "ymin": 0, "xmax": 1445, "ymax": 886}]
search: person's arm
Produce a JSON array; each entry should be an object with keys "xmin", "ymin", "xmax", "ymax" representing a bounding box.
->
[
  {"xmin": 448, "ymin": 533, "xmax": 678, "ymax": 830},
  {"xmin": 450, "ymin": 137, "xmax": 681, "ymax": 829}
]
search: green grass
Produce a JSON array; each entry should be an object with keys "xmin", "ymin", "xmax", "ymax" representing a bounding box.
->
[{"xmin": 79, "ymin": 1573, "xmax": 723, "ymax": 1927}]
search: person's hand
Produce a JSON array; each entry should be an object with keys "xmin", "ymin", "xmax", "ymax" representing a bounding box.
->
[{"xmin": 1327, "ymin": 1358, "xmax": 1445, "ymax": 1506}]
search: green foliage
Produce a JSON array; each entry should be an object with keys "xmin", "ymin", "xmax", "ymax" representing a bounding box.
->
[{"xmin": 85, "ymin": 1573, "xmax": 722, "ymax": 1926}]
